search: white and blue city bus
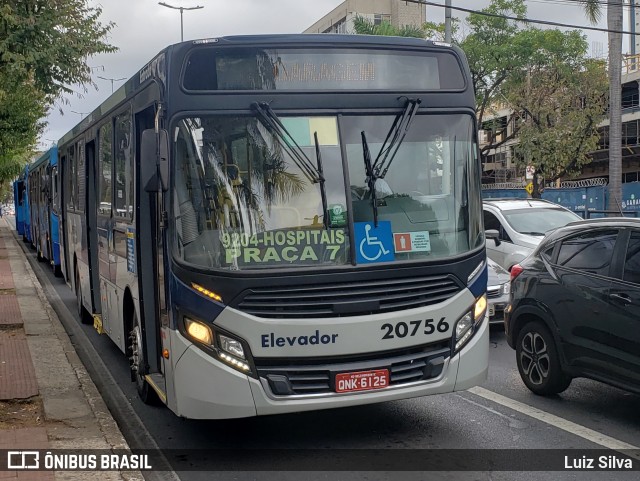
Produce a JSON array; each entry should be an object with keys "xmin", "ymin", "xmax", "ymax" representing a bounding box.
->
[{"xmin": 57, "ymin": 34, "xmax": 489, "ymax": 419}]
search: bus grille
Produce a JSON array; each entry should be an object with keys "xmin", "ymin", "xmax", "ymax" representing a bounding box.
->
[
  {"xmin": 255, "ymin": 342, "xmax": 450, "ymax": 396},
  {"xmin": 235, "ymin": 274, "xmax": 462, "ymax": 318}
]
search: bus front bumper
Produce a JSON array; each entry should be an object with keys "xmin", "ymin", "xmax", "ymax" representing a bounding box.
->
[{"xmin": 172, "ymin": 317, "xmax": 488, "ymax": 419}]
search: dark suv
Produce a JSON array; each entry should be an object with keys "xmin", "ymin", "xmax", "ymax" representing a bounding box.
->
[{"xmin": 505, "ymin": 218, "xmax": 640, "ymax": 396}]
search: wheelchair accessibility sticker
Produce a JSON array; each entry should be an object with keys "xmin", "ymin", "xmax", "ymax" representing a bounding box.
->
[{"xmin": 354, "ymin": 221, "xmax": 395, "ymax": 264}]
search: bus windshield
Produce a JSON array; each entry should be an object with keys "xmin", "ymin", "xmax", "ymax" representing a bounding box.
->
[{"xmin": 172, "ymin": 113, "xmax": 482, "ymax": 270}]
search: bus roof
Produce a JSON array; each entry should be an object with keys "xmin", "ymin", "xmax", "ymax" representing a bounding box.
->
[
  {"xmin": 30, "ymin": 145, "xmax": 58, "ymax": 171},
  {"xmin": 58, "ymin": 34, "xmax": 467, "ymax": 147}
]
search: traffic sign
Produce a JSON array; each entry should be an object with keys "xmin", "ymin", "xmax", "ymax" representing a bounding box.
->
[
  {"xmin": 525, "ymin": 165, "xmax": 535, "ymax": 180},
  {"xmin": 525, "ymin": 182, "xmax": 534, "ymax": 195}
]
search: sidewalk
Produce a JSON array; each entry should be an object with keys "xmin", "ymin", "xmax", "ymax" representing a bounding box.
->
[{"xmin": 0, "ymin": 217, "xmax": 142, "ymax": 481}]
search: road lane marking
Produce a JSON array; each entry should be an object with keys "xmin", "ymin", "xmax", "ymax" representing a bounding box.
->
[{"xmin": 468, "ymin": 386, "xmax": 640, "ymax": 455}]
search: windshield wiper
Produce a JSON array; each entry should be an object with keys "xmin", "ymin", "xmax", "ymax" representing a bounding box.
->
[
  {"xmin": 252, "ymin": 102, "xmax": 329, "ymax": 228},
  {"xmin": 313, "ymin": 132, "xmax": 328, "ymax": 229},
  {"xmin": 358, "ymin": 97, "xmax": 421, "ymax": 228},
  {"xmin": 373, "ymin": 97, "xmax": 422, "ymax": 179},
  {"xmin": 519, "ymin": 231, "xmax": 546, "ymax": 236},
  {"xmin": 361, "ymin": 131, "xmax": 379, "ymax": 227},
  {"xmin": 252, "ymin": 102, "xmax": 321, "ymax": 183}
]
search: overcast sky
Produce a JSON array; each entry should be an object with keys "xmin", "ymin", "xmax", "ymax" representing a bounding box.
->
[{"xmin": 39, "ymin": 0, "xmax": 615, "ymax": 148}]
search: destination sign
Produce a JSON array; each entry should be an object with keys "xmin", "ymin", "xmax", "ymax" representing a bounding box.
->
[
  {"xmin": 221, "ymin": 228, "xmax": 348, "ymax": 267},
  {"xmin": 183, "ymin": 48, "xmax": 465, "ymax": 91}
]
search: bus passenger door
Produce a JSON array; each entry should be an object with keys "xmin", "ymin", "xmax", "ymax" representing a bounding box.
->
[
  {"xmin": 97, "ymin": 122, "xmax": 114, "ymax": 334},
  {"xmin": 85, "ymin": 141, "xmax": 102, "ymax": 317},
  {"xmin": 59, "ymin": 154, "xmax": 70, "ymax": 284},
  {"xmin": 135, "ymin": 104, "xmax": 167, "ymax": 398}
]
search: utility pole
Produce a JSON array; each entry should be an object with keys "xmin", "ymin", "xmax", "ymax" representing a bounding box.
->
[
  {"xmin": 445, "ymin": 0, "xmax": 452, "ymax": 43},
  {"xmin": 97, "ymin": 75, "xmax": 126, "ymax": 93},
  {"xmin": 158, "ymin": 2, "xmax": 204, "ymax": 42}
]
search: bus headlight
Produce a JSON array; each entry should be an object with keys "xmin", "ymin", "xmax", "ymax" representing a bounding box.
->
[
  {"xmin": 216, "ymin": 332, "xmax": 251, "ymax": 373},
  {"xmin": 183, "ymin": 317, "xmax": 253, "ymax": 375},
  {"xmin": 185, "ymin": 317, "xmax": 213, "ymax": 345},
  {"xmin": 474, "ymin": 294, "xmax": 487, "ymax": 322},
  {"xmin": 454, "ymin": 313, "xmax": 474, "ymax": 352},
  {"xmin": 219, "ymin": 334, "xmax": 246, "ymax": 360},
  {"xmin": 454, "ymin": 295, "xmax": 487, "ymax": 353}
]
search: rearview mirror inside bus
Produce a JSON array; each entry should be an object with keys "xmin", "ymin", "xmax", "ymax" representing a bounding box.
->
[{"xmin": 141, "ymin": 129, "xmax": 169, "ymax": 193}]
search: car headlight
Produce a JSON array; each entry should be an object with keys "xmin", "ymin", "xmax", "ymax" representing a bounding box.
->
[
  {"xmin": 502, "ymin": 282, "xmax": 510, "ymax": 295},
  {"xmin": 454, "ymin": 294, "xmax": 487, "ymax": 353},
  {"xmin": 183, "ymin": 316, "xmax": 253, "ymax": 375}
]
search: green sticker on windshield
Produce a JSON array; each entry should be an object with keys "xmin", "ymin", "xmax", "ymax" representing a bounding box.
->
[{"xmin": 329, "ymin": 204, "xmax": 347, "ymax": 227}]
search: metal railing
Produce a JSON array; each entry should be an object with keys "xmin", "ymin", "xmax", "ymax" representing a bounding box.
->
[{"xmin": 580, "ymin": 209, "xmax": 640, "ymax": 219}]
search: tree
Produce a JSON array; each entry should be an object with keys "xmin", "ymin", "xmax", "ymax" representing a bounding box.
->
[
  {"xmin": 505, "ymin": 29, "xmax": 608, "ymax": 196},
  {"xmin": 428, "ymin": 0, "xmax": 542, "ymax": 167},
  {"xmin": 0, "ymin": 0, "xmax": 116, "ymax": 186},
  {"xmin": 578, "ymin": 1, "xmax": 623, "ymax": 213},
  {"xmin": 352, "ymin": 15, "xmax": 425, "ymax": 39}
]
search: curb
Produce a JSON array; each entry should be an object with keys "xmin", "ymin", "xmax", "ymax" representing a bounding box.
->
[
  {"xmin": 4, "ymin": 221, "xmax": 143, "ymax": 481},
  {"xmin": 6, "ymin": 220, "xmax": 180, "ymax": 481}
]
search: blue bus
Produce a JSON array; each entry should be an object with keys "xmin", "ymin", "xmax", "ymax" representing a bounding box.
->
[
  {"xmin": 14, "ymin": 167, "xmax": 27, "ymax": 237},
  {"xmin": 27, "ymin": 146, "xmax": 62, "ymax": 275},
  {"xmin": 57, "ymin": 35, "xmax": 488, "ymax": 419}
]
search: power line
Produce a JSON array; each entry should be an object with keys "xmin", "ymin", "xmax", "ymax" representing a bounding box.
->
[
  {"xmin": 537, "ymin": 0, "xmax": 628, "ymax": 8},
  {"xmin": 527, "ymin": 0, "xmax": 630, "ymax": 10},
  {"xmin": 409, "ymin": 0, "xmax": 637, "ymax": 35}
]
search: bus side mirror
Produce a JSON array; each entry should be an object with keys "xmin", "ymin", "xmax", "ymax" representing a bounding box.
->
[{"xmin": 141, "ymin": 129, "xmax": 169, "ymax": 192}]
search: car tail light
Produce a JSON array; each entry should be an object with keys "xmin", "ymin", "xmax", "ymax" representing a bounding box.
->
[{"xmin": 510, "ymin": 264, "xmax": 524, "ymax": 282}]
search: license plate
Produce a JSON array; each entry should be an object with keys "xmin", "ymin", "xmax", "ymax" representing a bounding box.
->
[
  {"xmin": 335, "ymin": 369, "xmax": 389, "ymax": 393},
  {"xmin": 489, "ymin": 305, "xmax": 495, "ymax": 317}
]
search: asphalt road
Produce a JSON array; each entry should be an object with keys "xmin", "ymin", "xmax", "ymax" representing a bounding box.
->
[{"xmin": 8, "ymin": 218, "xmax": 640, "ymax": 481}]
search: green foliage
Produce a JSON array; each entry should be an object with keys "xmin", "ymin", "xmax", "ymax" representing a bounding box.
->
[
  {"xmin": 510, "ymin": 57, "xmax": 608, "ymax": 181},
  {"xmin": 352, "ymin": 15, "xmax": 425, "ymax": 39},
  {"xmin": 0, "ymin": 0, "xmax": 116, "ymax": 100},
  {"xmin": 0, "ymin": 0, "xmax": 116, "ymax": 184},
  {"xmin": 423, "ymin": 19, "xmax": 460, "ymax": 42},
  {"xmin": 579, "ymin": 0, "xmax": 602, "ymax": 24},
  {"xmin": 460, "ymin": 0, "xmax": 530, "ymax": 126}
]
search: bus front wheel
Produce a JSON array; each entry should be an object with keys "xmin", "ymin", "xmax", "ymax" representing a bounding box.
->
[
  {"xmin": 75, "ymin": 269, "xmax": 91, "ymax": 324},
  {"xmin": 129, "ymin": 310, "xmax": 158, "ymax": 405}
]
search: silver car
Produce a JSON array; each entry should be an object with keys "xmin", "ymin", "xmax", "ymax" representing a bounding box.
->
[
  {"xmin": 483, "ymin": 199, "xmax": 582, "ymax": 271},
  {"xmin": 487, "ymin": 257, "xmax": 510, "ymax": 325}
]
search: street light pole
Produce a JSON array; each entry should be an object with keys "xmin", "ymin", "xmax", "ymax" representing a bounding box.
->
[
  {"xmin": 158, "ymin": 2, "xmax": 204, "ymax": 42},
  {"xmin": 445, "ymin": 0, "xmax": 452, "ymax": 43},
  {"xmin": 97, "ymin": 75, "xmax": 126, "ymax": 93},
  {"xmin": 70, "ymin": 110, "xmax": 89, "ymax": 120}
]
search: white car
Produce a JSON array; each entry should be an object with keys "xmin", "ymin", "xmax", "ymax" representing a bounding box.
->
[{"xmin": 483, "ymin": 199, "xmax": 582, "ymax": 271}]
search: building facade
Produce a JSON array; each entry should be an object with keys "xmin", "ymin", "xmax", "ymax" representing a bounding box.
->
[
  {"xmin": 480, "ymin": 61, "xmax": 640, "ymax": 187},
  {"xmin": 304, "ymin": 0, "xmax": 427, "ymax": 34}
]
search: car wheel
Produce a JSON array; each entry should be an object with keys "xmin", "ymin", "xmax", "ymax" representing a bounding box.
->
[{"xmin": 516, "ymin": 321, "xmax": 571, "ymax": 395}]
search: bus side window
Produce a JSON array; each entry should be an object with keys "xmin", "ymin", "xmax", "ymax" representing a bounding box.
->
[
  {"xmin": 76, "ymin": 141, "xmax": 85, "ymax": 213},
  {"xmin": 99, "ymin": 122, "xmax": 113, "ymax": 216},
  {"xmin": 114, "ymin": 110, "xmax": 133, "ymax": 220},
  {"xmin": 67, "ymin": 146, "xmax": 76, "ymax": 211}
]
